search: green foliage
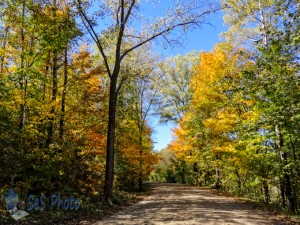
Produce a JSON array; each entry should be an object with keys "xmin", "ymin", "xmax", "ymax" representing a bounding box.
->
[
  {"xmin": 156, "ymin": 51, "xmax": 200, "ymax": 123},
  {"xmin": 150, "ymin": 149, "xmax": 195, "ymax": 184}
]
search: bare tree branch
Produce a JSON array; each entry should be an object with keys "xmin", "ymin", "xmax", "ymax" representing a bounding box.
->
[
  {"xmin": 120, "ymin": 7, "xmax": 221, "ymax": 61},
  {"xmin": 76, "ymin": 0, "xmax": 112, "ymax": 78}
]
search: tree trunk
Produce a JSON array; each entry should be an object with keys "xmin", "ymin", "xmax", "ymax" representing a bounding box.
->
[
  {"xmin": 59, "ymin": 47, "xmax": 68, "ymax": 139},
  {"xmin": 46, "ymin": 0, "xmax": 58, "ymax": 148},
  {"xmin": 138, "ymin": 127, "xmax": 143, "ymax": 192},
  {"xmin": 19, "ymin": 0, "xmax": 26, "ymax": 131},
  {"xmin": 276, "ymin": 125, "xmax": 296, "ymax": 212},
  {"xmin": 0, "ymin": 26, "xmax": 9, "ymax": 77},
  {"xmin": 291, "ymin": 170, "xmax": 299, "ymax": 212},
  {"xmin": 193, "ymin": 163, "xmax": 199, "ymax": 186},
  {"xmin": 262, "ymin": 179, "xmax": 270, "ymax": 204},
  {"xmin": 280, "ymin": 178, "xmax": 286, "ymax": 209},
  {"xmin": 258, "ymin": 0, "xmax": 268, "ymax": 46},
  {"xmin": 138, "ymin": 157, "xmax": 143, "ymax": 191},
  {"xmin": 215, "ymin": 154, "xmax": 221, "ymax": 189},
  {"xmin": 235, "ymin": 169, "xmax": 241, "ymax": 192},
  {"xmin": 104, "ymin": 74, "xmax": 118, "ymax": 200},
  {"xmin": 46, "ymin": 50, "xmax": 58, "ymax": 147},
  {"xmin": 283, "ymin": 168, "xmax": 295, "ymax": 212}
]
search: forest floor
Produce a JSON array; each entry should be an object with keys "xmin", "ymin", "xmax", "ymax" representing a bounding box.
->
[{"xmin": 95, "ymin": 183, "xmax": 299, "ymax": 225}]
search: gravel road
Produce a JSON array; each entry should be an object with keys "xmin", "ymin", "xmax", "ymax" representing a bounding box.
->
[{"xmin": 96, "ymin": 183, "xmax": 296, "ymax": 225}]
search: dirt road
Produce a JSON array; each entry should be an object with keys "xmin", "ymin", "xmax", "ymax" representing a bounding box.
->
[{"xmin": 97, "ymin": 183, "xmax": 295, "ymax": 225}]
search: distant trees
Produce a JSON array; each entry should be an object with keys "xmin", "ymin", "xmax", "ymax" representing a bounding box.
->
[{"xmin": 156, "ymin": 51, "xmax": 199, "ymax": 123}]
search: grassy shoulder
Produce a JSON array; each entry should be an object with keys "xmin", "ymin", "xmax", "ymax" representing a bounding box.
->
[
  {"xmin": 0, "ymin": 184, "xmax": 152, "ymax": 225},
  {"xmin": 209, "ymin": 187, "xmax": 300, "ymax": 224}
]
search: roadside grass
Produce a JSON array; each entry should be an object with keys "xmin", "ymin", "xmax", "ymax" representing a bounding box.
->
[{"xmin": 209, "ymin": 187, "xmax": 300, "ymax": 224}]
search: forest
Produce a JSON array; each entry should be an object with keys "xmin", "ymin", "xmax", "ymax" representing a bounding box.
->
[{"xmin": 0, "ymin": 0, "xmax": 299, "ymax": 220}]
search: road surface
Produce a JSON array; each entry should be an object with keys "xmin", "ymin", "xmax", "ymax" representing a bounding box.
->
[{"xmin": 97, "ymin": 183, "xmax": 295, "ymax": 225}]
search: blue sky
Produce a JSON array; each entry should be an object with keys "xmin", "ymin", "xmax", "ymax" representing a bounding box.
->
[{"xmin": 149, "ymin": 8, "xmax": 228, "ymax": 151}]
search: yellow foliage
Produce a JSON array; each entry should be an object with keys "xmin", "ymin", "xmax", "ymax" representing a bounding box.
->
[
  {"xmin": 169, "ymin": 42, "xmax": 255, "ymax": 164},
  {"xmin": 204, "ymin": 108, "xmax": 239, "ymax": 133},
  {"xmin": 168, "ymin": 123, "xmax": 195, "ymax": 163},
  {"xmin": 116, "ymin": 119, "xmax": 158, "ymax": 178},
  {"xmin": 191, "ymin": 43, "xmax": 241, "ymax": 108},
  {"xmin": 211, "ymin": 143, "xmax": 236, "ymax": 154},
  {"xmin": 242, "ymin": 111, "xmax": 260, "ymax": 122}
]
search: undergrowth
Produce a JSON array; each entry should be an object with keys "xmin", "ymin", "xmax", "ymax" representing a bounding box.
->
[{"xmin": 0, "ymin": 186, "xmax": 151, "ymax": 225}]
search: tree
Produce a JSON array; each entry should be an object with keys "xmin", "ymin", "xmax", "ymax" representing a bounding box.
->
[
  {"xmin": 150, "ymin": 148, "xmax": 179, "ymax": 183},
  {"xmin": 221, "ymin": 0, "xmax": 275, "ymax": 46},
  {"xmin": 165, "ymin": 43, "xmax": 261, "ymax": 192},
  {"xmin": 0, "ymin": 0, "xmax": 86, "ymax": 196},
  {"xmin": 111, "ymin": 44, "xmax": 159, "ymax": 191},
  {"xmin": 126, "ymin": 69, "xmax": 159, "ymax": 192},
  {"xmin": 222, "ymin": 0, "xmax": 300, "ymax": 210},
  {"xmin": 76, "ymin": 0, "xmax": 221, "ymax": 200},
  {"xmin": 244, "ymin": 28, "xmax": 300, "ymax": 211},
  {"xmin": 156, "ymin": 51, "xmax": 199, "ymax": 123}
]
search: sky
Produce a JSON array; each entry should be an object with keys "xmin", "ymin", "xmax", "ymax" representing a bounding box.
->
[{"xmin": 149, "ymin": 5, "xmax": 229, "ymax": 151}]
